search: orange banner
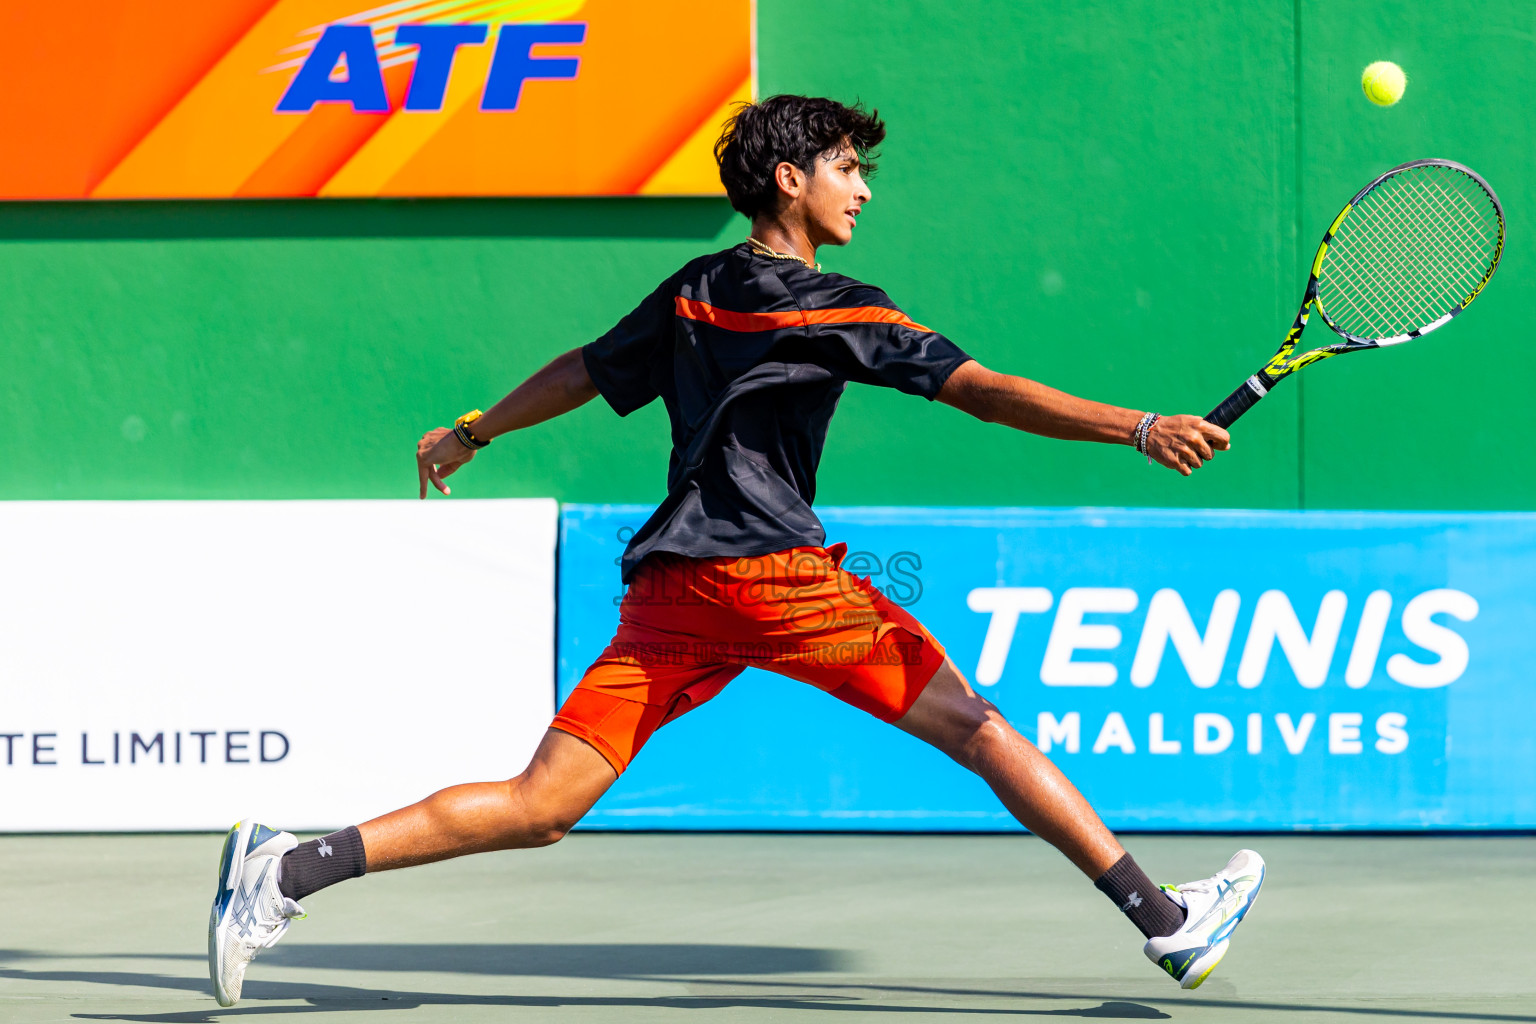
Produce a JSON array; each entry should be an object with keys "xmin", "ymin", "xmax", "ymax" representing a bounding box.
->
[{"xmin": 1, "ymin": 0, "xmax": 753, "ymax": 199}]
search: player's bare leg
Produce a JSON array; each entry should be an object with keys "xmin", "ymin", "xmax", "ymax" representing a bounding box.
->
[
  {"xmin": 894, "ymin": 656, "xmax": 1264, "ymax": 988},
  {"xmin": 359, "ymin": 727, "xmax": 618, "ymax": 870},
  {"xmin": 893, "ymin": 657, "xmax": 1124, "ymax": 877},
  {"xmin": 208, "ymin": 728, "xmax": 617, "ymax": 1005}
]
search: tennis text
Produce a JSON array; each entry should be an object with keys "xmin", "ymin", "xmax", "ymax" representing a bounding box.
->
[{"xmin": 967, "ymin": 586, "xmax": 1476, "ymax": 688}]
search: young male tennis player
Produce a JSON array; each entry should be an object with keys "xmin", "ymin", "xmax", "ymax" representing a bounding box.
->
[{"xmin": 209, "ymin": 95, "xmax": 1262, "ymax": 1006}]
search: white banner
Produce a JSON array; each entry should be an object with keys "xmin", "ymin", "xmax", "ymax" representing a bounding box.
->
[{"xmin": 0, "ymin": 499, "xmax": 557, "ymax": 831}]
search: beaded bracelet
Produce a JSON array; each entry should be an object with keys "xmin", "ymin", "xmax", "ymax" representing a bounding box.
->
[
  {"xmin": 1134, "ymin": 412, "xmax": 1161, "ymax": 465},
  {"xmin": 453, "ymin": 409, "xmax": 491, "ymax": 450}
]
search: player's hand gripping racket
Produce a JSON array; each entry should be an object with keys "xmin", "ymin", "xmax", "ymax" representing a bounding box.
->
[{"xmin": 1207, "ymin": 158, "xmax": 1504, "ymax": 428}]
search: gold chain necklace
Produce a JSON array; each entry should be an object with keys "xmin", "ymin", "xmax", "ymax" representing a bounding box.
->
[{"xmin": 746, "ymin": 236, "xmax": 821, "ymax": 272}]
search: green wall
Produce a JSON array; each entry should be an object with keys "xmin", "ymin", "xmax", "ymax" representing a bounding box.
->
[{"xmin": 2, "ymin": 1, "xmax": 1530, "ymax": 509}]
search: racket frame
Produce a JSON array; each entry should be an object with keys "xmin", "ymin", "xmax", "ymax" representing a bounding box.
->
[{"xmin": 1207, "ymin": 158, "xmax": 1505, "ymax": 429}]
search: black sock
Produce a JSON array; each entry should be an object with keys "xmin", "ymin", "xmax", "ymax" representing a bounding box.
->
[
  {"xmin": 278, "ymin": 826, "xmax": 367, "ymax": 901},
  {"xmin": 1094, "ymin": 852, "xmax": 1186, "ymax": 939}
]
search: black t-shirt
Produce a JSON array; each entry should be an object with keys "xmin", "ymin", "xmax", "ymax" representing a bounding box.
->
[{"xmin": 583, "ymin": 242, "xmax": 973, "ymax": 582}]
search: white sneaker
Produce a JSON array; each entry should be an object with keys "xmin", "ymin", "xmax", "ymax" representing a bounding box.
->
[
  {"xmin": 1142, "ymin": 848, "xmax": 1265, "ymax": 989},
  {"xmin": 208, "ymin": 820, "xmax": 305, "ymax": 1006}
]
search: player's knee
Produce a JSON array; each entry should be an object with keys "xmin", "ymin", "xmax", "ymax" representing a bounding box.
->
[
  {"xmin": 515, "ymin": 802, "xmax": 580, "ymax": 847},
  {"xmin": 525, "ymin": 820, "xmax": 572, "ymax": 847},
  {"xmin": 503, "ymin": 778, "xmax": 581, "ymax": 848},
  {"xmin": 953, "ymin": 704, "xmax": 1015, "ymax": 769},
  {"xmin": 929, "ymin": 696, "xmax": 1004, "ymax": 765}
]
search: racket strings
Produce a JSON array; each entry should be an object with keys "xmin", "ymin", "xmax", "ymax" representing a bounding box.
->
[
  {"xmin": 1404, "ymin": 180, "xmax": 1502, "ymax": 293},
  {"xmin": 1328, "ymin": 169, "xmax": 1498, "ymax": 332},
  {"xmin": 1318, "ymin": 265, "xmax": 1395, "ymax": 335},
  {"xmin": 1315, "ymin": 232, "xmax": 1406, "ymax": 328},
  {"xmin": 1318, "ymin": 166, "xmax": 1500, "ymax": 340},
  {"xmin": 1378, "ymin": 181, "xmax": 1481, "ymax": 281},
  {"xmin": 1362, "ymin": 189, "xmax": 1479, "ymax": 317},
  {"xmin": 1326, "ymin": 214, "xmax": 1442, "ymax": 336},
  {"xmin": 1389, "ymin": 178, "xmax": 1493, "ymax": 289},
  {"xmin": 1374, "ymin": 183, "xmax": 1490, "ymax": 314},
  {"xmin": 1325, "ymin": 199, "xmax": 1445, "ymax": 333},
  {"xmin": 1327, "ymin": 224, "xmax": 1457, "ymax": 337},
  {"xmin": 1418, "ymin": 173, "xmax": 1498, "ymax": 247},
  {"xmin": 1336, "ymin": 189, "xmax": 1474, "ymax": 330}
]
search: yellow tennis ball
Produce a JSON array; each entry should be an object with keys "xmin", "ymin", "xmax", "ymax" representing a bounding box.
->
[{"xmin": 1362, "ymin": 61, "xmax": 1407, "ymax": 106}]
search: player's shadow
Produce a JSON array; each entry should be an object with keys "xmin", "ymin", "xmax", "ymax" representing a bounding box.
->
[
  {"xmin": 0, "ymin": 197, "xmax": 736, "ymax": 241},
  {"xmin": 0, "ymin": 943, "xmax": 845, "ymax": 978},
  {"xmin": 262, "ymin": 942, "xmax": 841, "ymax": 975},
  {"xmin": 0, "ymin": 945, "xmax": 1170, "ymax": 1021},
  {"xmin": 15, "ymin": 946, "xmax": 1536, "ymax": 1023},
  {"xmin": 69, "ymin": 996, "xmax": 1171, "ymax": 1023}
]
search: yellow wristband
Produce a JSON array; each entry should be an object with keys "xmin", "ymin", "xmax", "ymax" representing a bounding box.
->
[{"xmin": 453, "ymin": 409, "xmax": 490, "ymax": 449}]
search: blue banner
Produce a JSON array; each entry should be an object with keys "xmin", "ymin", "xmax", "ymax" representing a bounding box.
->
[{"xmin": 558, "ymin": 505, "xmax": 1536, "ymax": 831}]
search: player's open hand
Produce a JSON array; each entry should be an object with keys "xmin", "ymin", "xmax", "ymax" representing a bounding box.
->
[
  {"xmin": 1147, "ymin": 415, "xmax": 1230, "ymax": 476},
  {"xmin": 417, "ymin": 427, "xmax": 475, "ymax": 498}
]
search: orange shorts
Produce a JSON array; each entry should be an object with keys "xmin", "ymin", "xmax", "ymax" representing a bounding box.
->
[{"xmin": 552, "ymin": 543, "xmax": 947, "ymax": 774}]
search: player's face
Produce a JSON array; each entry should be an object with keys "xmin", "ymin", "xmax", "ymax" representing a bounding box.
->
[{"xmin": 801, "ymin": 145, "xmax": 871, "ymax": 247}]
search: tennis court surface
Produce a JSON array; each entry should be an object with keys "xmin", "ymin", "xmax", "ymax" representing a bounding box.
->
[{"xmin": 2, "ymin": 832, "xmax": 1530, "ymax": 1023}]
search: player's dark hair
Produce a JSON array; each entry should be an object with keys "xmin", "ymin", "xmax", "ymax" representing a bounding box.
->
[{"xmin": 714, "ymin": 95, "xmax": 885, "ymax": 218}]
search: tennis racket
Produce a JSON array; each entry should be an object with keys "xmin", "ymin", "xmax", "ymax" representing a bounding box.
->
[{"xmin": 1207, "ymin": 158, "xmax": 1504, "ymax": 428}]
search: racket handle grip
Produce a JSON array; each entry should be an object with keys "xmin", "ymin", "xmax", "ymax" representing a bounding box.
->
[{"xmin": 1206, "ymin": 375, "xmax": 1271, "ymax": 429}]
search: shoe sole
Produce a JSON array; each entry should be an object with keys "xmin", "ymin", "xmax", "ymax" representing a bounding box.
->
[
  {"xmin": 1183, "ymin": 940, "xmax": 1228, "ymax": 989},
  {"xmin": 1183, "ymin": 863, "xmax": 1265, "ymax": 990},
  {"xmin": 208, "ymin": 820, "xmax": 254, "ymax": 1008}
]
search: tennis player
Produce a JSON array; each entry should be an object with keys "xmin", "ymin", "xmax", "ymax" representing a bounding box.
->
[{"xmin": 210, "ymin": 95, "xmax": 1263, "ymax": 1006}]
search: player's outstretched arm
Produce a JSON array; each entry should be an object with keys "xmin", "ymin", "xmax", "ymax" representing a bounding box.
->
[
  {"xmin": 417, "ymin": 347, "xmax": 599, "ymax": 498},
  {"xmin": 936, "ymin": 359, "xmax": 1230, "ymax": 476}
]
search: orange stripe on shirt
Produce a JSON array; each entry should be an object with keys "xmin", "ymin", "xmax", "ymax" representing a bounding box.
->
[{"xmin": 674, "ymin": 297, "xmax": 932, "ymax": 333}]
